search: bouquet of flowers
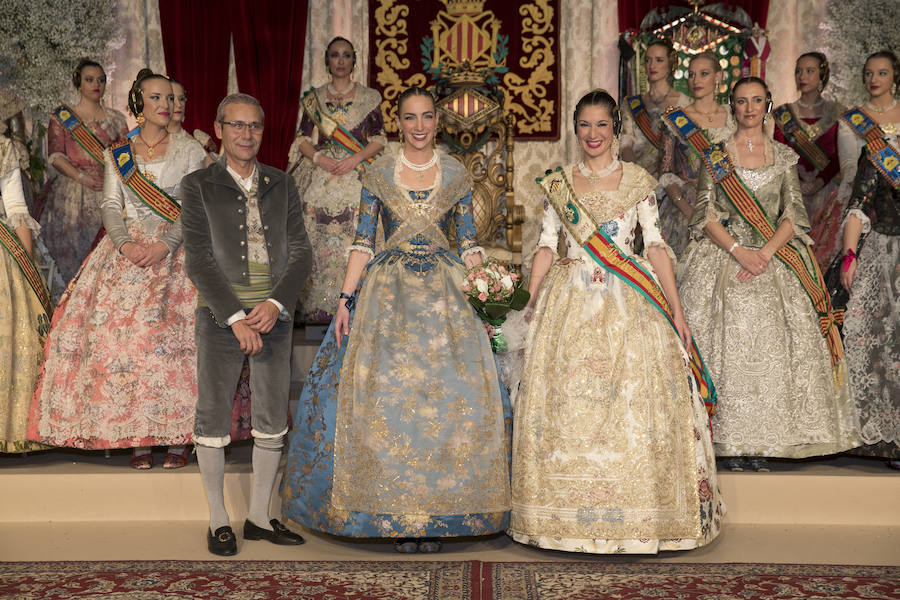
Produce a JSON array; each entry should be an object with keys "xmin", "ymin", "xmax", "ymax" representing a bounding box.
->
[{"xmin": 462, "ymin": 260, "xmax": 530, "ymax": 352}]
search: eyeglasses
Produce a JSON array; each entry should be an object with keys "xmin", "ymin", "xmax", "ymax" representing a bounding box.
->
[{"xmin": 220, "ymin": 120, "xmax": 264, "ymax": 133}]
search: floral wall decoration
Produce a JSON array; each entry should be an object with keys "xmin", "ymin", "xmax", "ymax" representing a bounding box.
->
[{"xmin": 0, "ymin": 0, "xmax": 123, "ymax": 117}]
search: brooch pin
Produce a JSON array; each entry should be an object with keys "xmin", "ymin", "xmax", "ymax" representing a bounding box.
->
[{"xmin": 264, "ymin": 176, "xmax": 270, "ymax": 185}]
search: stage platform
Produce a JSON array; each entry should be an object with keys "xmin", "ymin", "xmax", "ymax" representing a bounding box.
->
[{"xmin": 2, "ymin": 336, "xmax": 898, "ymax": 565}]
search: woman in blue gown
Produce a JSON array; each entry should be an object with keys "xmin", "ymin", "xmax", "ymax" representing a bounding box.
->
[{"xmin": 281, "ymin": 87, "xmax": 511, "ymax": 553}]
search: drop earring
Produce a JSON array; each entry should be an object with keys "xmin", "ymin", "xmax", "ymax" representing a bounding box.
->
[{"xmin": 136, "ymin": 113, "xmax": 145, "ymax": 127}]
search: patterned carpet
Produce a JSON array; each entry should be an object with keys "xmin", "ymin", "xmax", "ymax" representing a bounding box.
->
[{"xmin": 2, "ymin": 560, "xmax": 898, "ymax": 599}]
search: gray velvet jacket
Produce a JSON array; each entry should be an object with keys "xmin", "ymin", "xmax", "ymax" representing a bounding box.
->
[{"xmin": 181, "ymin": 157, "xmax": 312, "ymax": 324}]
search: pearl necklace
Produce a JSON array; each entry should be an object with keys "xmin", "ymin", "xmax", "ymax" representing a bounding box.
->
[
  {"xmin": 795, "ymin": 96, "xmax": 824, "ymax": 109},
  {"xmin": 865, "ymin": 98, "xmax": 898, "ymax": 113},
  {"xmin": 399, "ymin": 149, "xmax": 438, "ymax": 180},
  {"xmin": 578, "ymin": 159, "xmax": 619, "ymax": 186}
]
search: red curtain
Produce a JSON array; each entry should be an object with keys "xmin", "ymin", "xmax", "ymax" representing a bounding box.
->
[
  {"xmin": 619, "ymin": 1, "xmax": 770, "ymax": 32},
  {"xmin": 158, "ymin": 0, "xmax": 231, "ymax": 138},
  {"xmin": 158, "ymin": 1, "xmax": 308, "ymax": 170},
  {"xmin": 230, "ymin": 0, "xmax": 308, "ymax": 170}
]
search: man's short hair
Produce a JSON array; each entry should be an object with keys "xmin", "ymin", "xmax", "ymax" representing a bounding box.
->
[{"xmin": 216, "ymin": 93, "xmax": 265, "ymax": 126}]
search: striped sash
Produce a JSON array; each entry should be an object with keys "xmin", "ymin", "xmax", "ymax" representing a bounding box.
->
[
  {"xmin": 663, "ymin": 107, "xmax": 714, "ymax": 159},
  {"xmin": 840, "ymin": 107, "xmax": 900, "ymax": 189},
  {"xmin": 0, "ymin": 220, "xmax": 53, "ymax": 317},
  {"xmin": 53, "ymin": 105, "xmax": 107, "ymax": 165},
  {"xmin": 538, "ymin": 167, "xmax": 717, "ymax": 416},
  {"xmin": 302, "ymin": 91, "xmax": 375, "ymax": 165},
  {"xmin": 626, "ymin": 95, "xmax": 662, "ymax": 149},
  {"xmin": 773, "ymin": 105, "xmax": 831, "ymax": 173},
  {"xmin": 699, "ymin": 143, "xmax": 843, "ymax": 365},
  {"xmin": 109, "ymin": 141, "xmax": 181, "ymax": 223}
]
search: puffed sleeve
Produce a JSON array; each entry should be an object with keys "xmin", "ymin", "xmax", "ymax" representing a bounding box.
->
[
  {"xmin": 0, "ymin": 169, "xmax": 39, "ymax": 235},
  {"xmin": 637, "ymin": 192, "xmax": 676, "ymax": 262},
  {"xmin": 620, "ymin": 104, "xmax": 637, "ymax": 152},
  {"xmin": 688, "ymin": 168, "xmax": 730, "ymax": 238},
  {"xmin": 47, "ymin": 117, "xmax": 69, "ymax": 166},
  {"xmin": 297, "ymin": 104, "xmax": 316, "ymax": 145},
  {"xmin": 536, "ymin": 196, "xmax": 562, "ymax": 252},
  {"xmin": 348, "ymin": 186, "xmax": 381, "ymax": 258},
  {"xmin": 99, "ymin": 148, "xmax": 133, "ymax": 251},
  {"xmin": 453, "ymin": 190, "xmax": 485, "ymax": 260},
  {"xmin": 657, "ymin": 127, "xmax": 685, "ymax": 189},
  {"xmin": 844, "ymin": 151, "xmax": 878, "ymax": 234},
  {"xmin": 362, "ymin": 102, "xmax": 387, "ymax": 150},
  {"xmin": 776, "ymin": 161, "xmax": 813, "ymax": 243}
]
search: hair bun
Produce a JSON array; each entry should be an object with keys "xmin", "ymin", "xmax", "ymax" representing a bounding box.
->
[{"xmin": 135, "ymin": 68, "xmax": 155, "ymax": 83}]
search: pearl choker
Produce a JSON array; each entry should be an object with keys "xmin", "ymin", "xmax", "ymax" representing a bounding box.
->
[
  {"xmin": 399, "ymin": 149, "xmax": 438, "ymax": 179},
  {"xmin": 578, "ymin": 159, "xmax": 619, "ymax": 186},
  {"xmin": 865, "ymin": 98, "xmax": 898, "ymax": 113},
  {"xmin": 796, "ymin": 96, "xmax": 824, "ymax": 109}
]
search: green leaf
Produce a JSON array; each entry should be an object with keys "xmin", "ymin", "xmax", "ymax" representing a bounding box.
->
[{"xmin": 509, "ymin": 286, "xmax": 530, "ymax": 311}]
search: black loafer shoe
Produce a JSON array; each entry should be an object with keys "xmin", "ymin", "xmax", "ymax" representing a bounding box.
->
[
  {"xmin": 207, "ymin": 525, "xmax": 237, "ymax": 556},
  {"xmin": 243, "ymin": 518, "xmax": 305, "ymax": 545}
]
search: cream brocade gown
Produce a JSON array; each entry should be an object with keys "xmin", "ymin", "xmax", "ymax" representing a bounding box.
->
[
  {"xmin": 678, "ymin": 139, "xmax": 860, "ymax": 458},
  {"xmin": 510, "ymin": 162, "xmax": 724, "ymax": 554}
]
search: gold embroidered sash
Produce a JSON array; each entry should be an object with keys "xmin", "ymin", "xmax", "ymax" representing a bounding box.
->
[{"xmin": 109, "ymin": 141, "xmax": 181, "ymax": 223}]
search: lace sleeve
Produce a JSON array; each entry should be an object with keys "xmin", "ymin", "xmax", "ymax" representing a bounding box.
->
[
  {"xmin": 844, "ymin": 151, "xmax": 878, "ymax": 234},
  {"xmin": 536, "ymin": 196, "xmax": 562, "ymax": 252},
  {"xmin": 348, "ymin": 186, "xmax": 382, "ymax": 257},
  {"xmin": 688, "ymin": 167, "xmax": 729, "ymax": 238},
  {"xmin": 454, "ymin": 190, "xmax": 485, "ymax": 260},
  {"xmin": 637, "ymin": 192, "xmax": 676, "ymax": 262}
]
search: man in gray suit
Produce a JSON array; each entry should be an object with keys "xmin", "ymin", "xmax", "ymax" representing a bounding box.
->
[{"xmin": 181, "ymin": 93, "xmax": 311, "ymax": 556}]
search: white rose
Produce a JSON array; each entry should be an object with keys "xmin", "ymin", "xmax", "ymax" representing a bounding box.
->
[
  {"xmin": 501, "ymin": 274, "xmax": 513, "ymax": 290},
  {"xmin": 475, "ymin": 279, "xmax": 489, "ymax": 294}
]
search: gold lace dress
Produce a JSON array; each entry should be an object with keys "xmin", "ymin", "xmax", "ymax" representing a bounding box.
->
[
  {"xmin": 677, "ymin": 138, "xmax": 860, "ymax": 458},
  {"xmin": 509, "ymin": 162, "xmax": 723, "ymax": 554}
]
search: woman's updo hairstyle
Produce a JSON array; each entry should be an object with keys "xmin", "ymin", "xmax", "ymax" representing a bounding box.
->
[
  {"xmin": 689, "ymin": 51, "xmax": 722, "ymax": 73},
  {"xmin": 862, "ymin": 50, "xmax": 900, "ymax": 90},
  {"xmin": 647, "ymin": 38, "xmax": 678, "ymax": 77},
  {"xmin": 325, "ymin": 36, "xmax": 357, "ymax": 74},
  {"xmin": 797, "ymin": 52, "xmax": 830, "ymax": 89},
  {"xmin": 127, "ymin": 68, "xmax": 170, "ymax": 117},
  {"xmin": 72, "ymin": 58, "xmax": 104, "ymax": 89},
  {"xmin": 396, "ymin": 86, "xmax": 436, "ymax": 113},
  {"xmin": 573, "ymin": 89, "xmax": 621, "ymax": 136},
  {"xmin": 729, "ymin": 76, "xmax": 773, "ymax": 117}
]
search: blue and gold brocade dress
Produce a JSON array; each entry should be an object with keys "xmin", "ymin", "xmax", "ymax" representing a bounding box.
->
[{"xmin": 281, "ymin": 151, "xmax": 511, "ymax": 538}]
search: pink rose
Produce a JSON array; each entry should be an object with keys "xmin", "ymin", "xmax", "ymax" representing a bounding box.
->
[{"xmin": 478, "ymin": 292, "xmax": 488, "ymax": 301}]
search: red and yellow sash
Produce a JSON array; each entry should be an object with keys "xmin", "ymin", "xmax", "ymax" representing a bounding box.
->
[
  {"xmin": 538, "ymin": 167, "xmax": 718, "ymax": 416},
  {"xmin": 699, "ymin": 143, "xmax": 843, "ymax": 365},
  {"xmin": 109, "ymin": 141, "xmax": 181, "ymax": 223},
  {"xmin": 773, "ymin": 105, "xmax": 831, "ymax": 173},
  {"xmin": 841, "ymin": 107, "xmax": 900, "ymax": 190},
  {"xmin": 626, "ymin": 95, "xmax": 662, "ymax": 149},
  {"xmin": 0, "ymin": 220, "xmax": 53, "ymax": 317},
  {"xmin": 302, "ymin": 91, "xmax": 375, "ymax": 165},
  {"xmin": 53, "ymin": 105, "xmax": 108, "ymax": 166}
]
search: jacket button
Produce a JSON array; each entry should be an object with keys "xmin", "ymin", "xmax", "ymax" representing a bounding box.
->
[
  {"xmin": 237, "ymin": 208, "xmax": 244, "ymax": 214},
  {"xmin": 240, "ymin": 241, "xmax": 245, "ymax": 246},
  {"xmin": 241, "ymin": 255, "xmax": 246, "ymax": 260},
  {"xmin": 263, "ymin": 225, "xmax": 269, "ymax": 230},
  {"xmin": 267, "ymin": 242, "xmax": 272, "ymax": 247},
  {"xmin": 238, "ymin": 224, "xmax": 244, "ymax": 230},
  {"xmin": 242, "ymin": 271, "xmax": 247, "ymax": 277}
]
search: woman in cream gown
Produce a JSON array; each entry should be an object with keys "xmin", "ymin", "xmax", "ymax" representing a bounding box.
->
[
  {"xmin": 509, "ymin": 90, "xmax": 723, "ymax": 554},
  {"xmin": 678, "ymin": 78, "xmax": 859, "ymax": 471}
]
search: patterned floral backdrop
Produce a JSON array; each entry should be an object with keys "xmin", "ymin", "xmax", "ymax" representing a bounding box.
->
[{"xmin": 367, "ymin": 0, "xmax": 561, "ymax": 140}]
